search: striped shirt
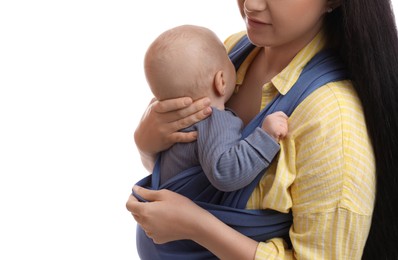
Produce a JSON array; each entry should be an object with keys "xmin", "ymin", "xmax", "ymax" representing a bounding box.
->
[{"xmin": 224, "ymin": 31, "xmax": 375, "ymax": 260}]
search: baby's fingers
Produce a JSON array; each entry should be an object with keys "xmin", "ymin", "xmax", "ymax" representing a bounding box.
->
[{"xmin": 274, "ymin": 111, "xmax": 288, "ymax": 119}]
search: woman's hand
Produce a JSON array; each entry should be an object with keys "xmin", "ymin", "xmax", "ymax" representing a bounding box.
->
[
  {"xmin": 126, "ymin": 186, "xmax": 210, "ymax": 244},
  {"xmin": 134, "ymin": 97, "xmax": 212, "ymax": 170},
  {"xmin": 126, "ymin": 186, "xmax": 258, "ymax": 259}
]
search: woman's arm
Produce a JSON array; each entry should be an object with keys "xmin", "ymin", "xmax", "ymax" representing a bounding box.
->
[
  {"xmin": 126, "ymin": 186, "xmax": 258, "ymax": 260},
  {"xmin": 134, "ymin": 97, "xmax": 212, "ymax": 171}
]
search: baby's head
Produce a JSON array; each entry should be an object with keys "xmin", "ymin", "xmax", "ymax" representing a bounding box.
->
[{"xmin": 144, "ymin": 25, "xmax": 236, "ymax": 107}]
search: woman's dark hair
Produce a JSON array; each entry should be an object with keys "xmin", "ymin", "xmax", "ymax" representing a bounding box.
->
[{"xmin": 325, "ymin": 0, "xmax": 398, "ymax": 259}]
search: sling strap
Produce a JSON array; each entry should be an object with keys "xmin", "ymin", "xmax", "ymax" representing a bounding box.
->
[{"xmin": 134, "ymin": 35, "xmax": 348, "ymax": 260}]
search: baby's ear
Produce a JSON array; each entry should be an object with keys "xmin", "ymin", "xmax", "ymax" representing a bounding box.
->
[{"xmin": 214, "ymin": 70, "xmax": 226, "ymax": 96}]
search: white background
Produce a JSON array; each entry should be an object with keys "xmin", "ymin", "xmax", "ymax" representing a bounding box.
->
[{"xmin": 0, "ymin": 1, "xmax": 397, "ymax": 259}]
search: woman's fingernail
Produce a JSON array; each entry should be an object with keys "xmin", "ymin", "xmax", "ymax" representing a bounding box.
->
[
  {"xmin": 184, "ymin": 98, "xmax": 193, "ymax": 106},
  {"xmin": 203, "ymin": 98, "xmax": 211, "ymax": 106},
  {"xmin": 204, "ymin": 107, "xmax": 212, "ymax": 115}
]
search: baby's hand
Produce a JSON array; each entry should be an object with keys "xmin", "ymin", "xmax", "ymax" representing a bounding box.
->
[{"xmin": 261, "ymin": 111, "xmax": 288, "ymax": 142}]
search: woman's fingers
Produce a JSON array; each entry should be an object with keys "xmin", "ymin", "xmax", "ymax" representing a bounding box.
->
[
  {"xmin": 126, "ymin": 193, "xmax": 140, "ymax": 212},
  {"xmin": 172, "ymin": 106, "xmax": 212, "ymax": 131},
  {"xmin": 152, "ymin": 97, "xmax": 193, "ymax": 113},
  {"xmin": 134, "ymin": 96, "xmax": 212, "ymax": 159},
  {"xmin": 169, "ymin": 131, "xmax": 198, "ymax": 144},
  {"xmin": 126, "ymin": 187, "xmax": 208, "ymax": 244},
  {"xmin": 153, "ymin": 97, "xmax": 212, "ymax": 124},
  {"xmin": 132, "ymin": 185, "xmax": 162, "ymax": 202}
]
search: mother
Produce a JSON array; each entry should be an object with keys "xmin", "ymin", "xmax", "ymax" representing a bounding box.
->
[{"xmin": 127, "ymin": 0, "xmax": 398, "ymax": 259}]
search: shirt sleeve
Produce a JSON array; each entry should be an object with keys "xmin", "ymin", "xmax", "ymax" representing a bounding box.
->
[
  {"xmin": 255, "ymin": 210, "xmax": 372, "ymax": 259},
  {"xmin": 196, "ymin": 108, "xmax": 280, "ymax": 192},
  {"xmin": 250, "ymin": 83, "xmax": 375, "ymax": 259}
]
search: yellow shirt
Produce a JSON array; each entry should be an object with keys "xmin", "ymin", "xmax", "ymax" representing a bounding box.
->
[{"xmin": 224, "ymin": 31, "xmax": 375, "ymax": 260}]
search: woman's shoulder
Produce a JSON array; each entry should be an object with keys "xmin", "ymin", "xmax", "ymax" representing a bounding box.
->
[
  {"xmin": 289, "ymin": 79, "xmax": 367, "ymax": 140},
  {"xmin": 293, "ymin": 80, "xmax": 361, "ymax": 119},
  {"xmin": 223, "ymin": 31, "xmax": 247, "ymax": 52}
]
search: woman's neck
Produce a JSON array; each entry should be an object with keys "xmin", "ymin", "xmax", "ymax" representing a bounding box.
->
[{"xmin": 261, "ymin": 26, "xmax": 323, "ymax": 78}]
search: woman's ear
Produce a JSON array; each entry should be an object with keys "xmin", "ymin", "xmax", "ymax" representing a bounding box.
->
[{"xmin": 214, "ymin": 70, "xmax": 226, "ymax": 96}]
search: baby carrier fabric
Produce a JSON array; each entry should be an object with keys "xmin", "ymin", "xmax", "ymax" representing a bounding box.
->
[{"xmin": 133, "ymin": 35, "xmax": 348, "ymax": 260}]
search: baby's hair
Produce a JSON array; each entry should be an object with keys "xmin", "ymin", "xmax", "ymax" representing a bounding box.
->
[{"xmin": 144, "ymin": 25, "xmax": 228, "ymax": 100}]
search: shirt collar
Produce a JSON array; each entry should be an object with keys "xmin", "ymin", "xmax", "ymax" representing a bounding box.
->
[{"xmin": 235, "ymin": 30, "xmax": 327, "ymax": 95}]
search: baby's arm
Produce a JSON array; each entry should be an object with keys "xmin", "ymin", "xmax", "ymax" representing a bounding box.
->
[
  {"xmin": 197, "ymin": 109, "xmax": 285, "ymax": 192},
  {"xmin": 261, "ymin": 111, "xmax": 289, "ymax": 142}
]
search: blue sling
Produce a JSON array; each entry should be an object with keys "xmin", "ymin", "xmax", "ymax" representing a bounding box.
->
[{"xmin": 134, "ymin": 35, "xmax": 348, "ymax": 260}]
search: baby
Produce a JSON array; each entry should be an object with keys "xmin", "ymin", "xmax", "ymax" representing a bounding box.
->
[{"xmin": 144, "ymin": 25, "xmax": 288, "ymax": 191}]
